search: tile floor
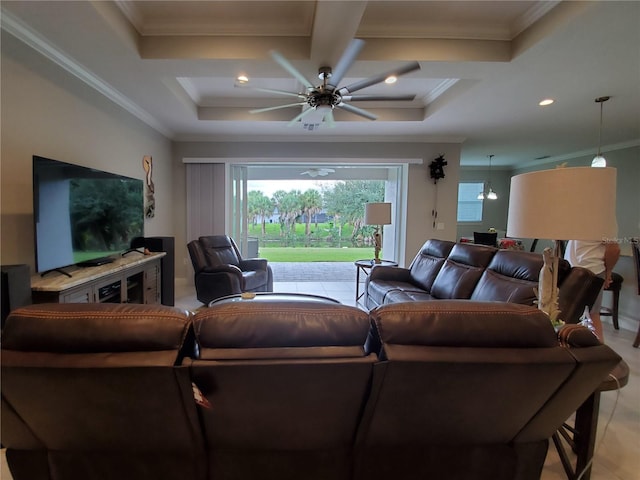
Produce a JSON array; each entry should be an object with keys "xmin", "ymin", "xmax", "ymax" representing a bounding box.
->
[{"xmin": 2, "ymin": 274, "xmax": 638, "ymax": 480}]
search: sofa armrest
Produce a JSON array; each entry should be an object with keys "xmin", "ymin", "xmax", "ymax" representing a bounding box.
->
[
  {"xmin": 195, "ymin": 269, "xmax": 244, "ymax": 304},
  {"xmin": 239, "ymin": 258, "xmax": 268, "ymax": 272},
  {"xmin": 202, "ymin": 264, "xmax": 243, "ymax": 276},
  {"xmin": 558, "ymin": 266, "xmax": 604, "ymax": 324},
  {"xmin": 557, "ymin": 324, "xmax": 601, "ymax": 347},
  {"xmin": 368, "ymin": 265, "xmax": 412, "ymax": 282}
]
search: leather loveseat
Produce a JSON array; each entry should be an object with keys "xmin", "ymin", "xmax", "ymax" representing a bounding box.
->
[
  {"xmin": 365, "ymin": 239, "xmax": 603, "ymax": 324},
  {"xmin": 1, "ymin": 301, "xmax": 621, "ymax": 480}
]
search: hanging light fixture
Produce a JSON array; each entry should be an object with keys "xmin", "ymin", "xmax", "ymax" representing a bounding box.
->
[
  {"xmin": 477, "ymin": 155, "xmax": 498, "ymax": 200},
  {"xmin": 592, "ymin": 96, "xmax": 610, "ymax": 168}
]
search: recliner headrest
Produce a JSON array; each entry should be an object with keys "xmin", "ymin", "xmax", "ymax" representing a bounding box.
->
[
  {"xmin": 195, "ymin": 301, "xmax": 370, "ymax": 349},
  {"xmin": 2, "ymin": 303, "xmax": 192, "ymax": 353},
  {"xmin": 371, "ymin": 300, "xmax": 558, "ymax": 348}
]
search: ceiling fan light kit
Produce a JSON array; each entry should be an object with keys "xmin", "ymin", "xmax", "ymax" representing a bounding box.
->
[{"xmin": 245, "ymin": 39, "xmax": 421, "ymax": 128}]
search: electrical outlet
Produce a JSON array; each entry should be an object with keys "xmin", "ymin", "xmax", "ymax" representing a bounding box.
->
[{"xmin": 436, "ymin": 222, "xmax": 445, "ymax": 230}]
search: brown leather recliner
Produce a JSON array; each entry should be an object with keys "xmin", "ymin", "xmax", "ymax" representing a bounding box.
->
[
  {"xmin": 190, "ymin": 300, "xmax": 377, "ymax": 480},
  {"xmin": 1, "ymin": 303, "xmax": 206, "ymax": 480},
  {"xmin": 187, "ymin": 235, "xmax": 273, "ymax": 304},
  {"xmin": 355, "ymin": 300, "xmax": 622, "ymax": 480}
]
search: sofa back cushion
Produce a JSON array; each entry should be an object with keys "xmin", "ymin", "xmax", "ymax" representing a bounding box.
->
[
  {"xmin": 408, "ymin": 239, "xmax": 455, "ymax": 292},
  {"xmin": 429, "ymin": 243, "xmax": 497, "ymax": 299},
  {"xmin": 470, "ymin": 250, "xmax": 543, "ymax": 305},
  {"xmin": 194, "ymin": 301, "xmax": 372, "ymax": 360},
  {"xmin": 2, "ymin": 303, "xmax": 192, "ymax": 363},
  {"xmin": 199, "ymin": 235, "xmax": 240, "ymax": 267}
]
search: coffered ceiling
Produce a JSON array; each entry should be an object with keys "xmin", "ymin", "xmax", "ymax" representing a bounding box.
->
[{"xmin": 1, "ymin": 1, "xmax": 639, "ymax": 166}]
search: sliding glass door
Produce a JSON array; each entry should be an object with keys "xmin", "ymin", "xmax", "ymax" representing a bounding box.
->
[{"xmin": 230, "ymin": 165, "xmax": 249, "ymax": 256}]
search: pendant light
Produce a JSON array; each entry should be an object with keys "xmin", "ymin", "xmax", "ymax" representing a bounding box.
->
[
  {"xmin": 591, "ymin": 96, "xmax": 610, "ymax": 168},
  {"xmin": 477, "ymin": 155, "xmax": 498, "ymax": 200}
]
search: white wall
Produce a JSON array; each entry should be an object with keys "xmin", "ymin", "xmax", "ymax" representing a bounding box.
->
[{"xmin": 1, "ymin": 32, "xmax": 173, "ymax": 272}]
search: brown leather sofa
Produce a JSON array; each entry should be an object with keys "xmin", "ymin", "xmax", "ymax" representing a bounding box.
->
[
  {"xmin": 365, "ymin": 239, "xmax": 603, "ymax": 324},
  {"xmin": 1, "ymin": 301, "xmax": 621, "ymax": 480},
  {"xmin": 187, "ymin": 235, "xmax": 273, "ymax": 304}
]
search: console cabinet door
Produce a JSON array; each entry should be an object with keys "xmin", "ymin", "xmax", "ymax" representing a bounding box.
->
[{"xmin": 60, "ymin": 285, "xmax": 93, "ymax": 303}]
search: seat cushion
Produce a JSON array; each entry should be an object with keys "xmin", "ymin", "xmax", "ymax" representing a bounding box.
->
[{"xmin": 384, "ymin": 290, "xmax": 435, "ymax": 304}]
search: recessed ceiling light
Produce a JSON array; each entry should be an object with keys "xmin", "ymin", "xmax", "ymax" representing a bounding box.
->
[
  {"xmin": 385, "ymin": 76, "xmax": 397, "ymax": 84},
  {"xmin": 237, "ymin": 75, "xmax": 249, "ymax": 84},
  {"xmin": 539, "ymin": 98, "xmax": 554, "ymax": 106}
]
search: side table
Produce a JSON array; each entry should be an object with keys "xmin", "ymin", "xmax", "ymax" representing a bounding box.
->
[
  {"xmin": 552, "ymin": 359, "xmax": 629, "ymax": 480},
  {"xmin": 355, "ymin": 259, "xmax": 398, "ymax": 305}
]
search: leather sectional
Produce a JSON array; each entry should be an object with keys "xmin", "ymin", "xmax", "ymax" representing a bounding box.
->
[
  {"xmin": 366, "ymin": 239, "xmax": 603, "ymax": 324},
  {"xmin": 1, "ymin": 300, "xmax": 620, "ymax": 480}
]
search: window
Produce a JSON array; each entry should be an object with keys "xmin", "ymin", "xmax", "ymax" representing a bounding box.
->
[{"xmin": 457, "ymin": 182, "xmax": 484, "ymax": 222}]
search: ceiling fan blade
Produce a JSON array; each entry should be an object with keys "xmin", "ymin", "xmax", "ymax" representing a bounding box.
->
[
  {"xmin": 287, "ymin": 107, "xmax": 317, "ymax": 127},
  {"xmin": 324, "ymin": 109, "xmax": 336, "ymax": 128},
  {"xmin": 336, "ymin": 103, "xmax": 378, "ymax": 121},
  {"xmin": 327, "ymin": 38, "xmax": 365, "ymax": 91},
  {"xmin": 250, "ymin": 102, "xmax": 306, "ymax": 114},
  {"xmin": 338, "ymin": 61, "xmax": 421, "ymax": 95},
  {"xmin": 236, "ymin": 84, "xmax": 307, "ymax": 99},
  {"xmin": 270, "ymin": 50, "xmax": 314, "ymax": 89},
  {"xmin": 342, "ymin": 94, "xmax": 416, "ymax": 102}
]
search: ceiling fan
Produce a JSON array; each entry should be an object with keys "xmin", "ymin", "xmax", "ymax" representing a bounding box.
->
[
  {"xmin": 241, "ymin": 39, "xmax": 421, "ymax": 127},
  {"xmin": 301, "ymin": 168, "xmax": 335, "ymax": 177}
]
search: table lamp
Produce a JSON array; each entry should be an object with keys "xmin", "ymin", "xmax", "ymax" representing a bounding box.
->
[
  {"xmin": 364, "ymin": 202, "xmax": 392, "ymax": 264},
  {"xmin": 506, "ymin": 166, "xmax": 617, "ymax": 323}
]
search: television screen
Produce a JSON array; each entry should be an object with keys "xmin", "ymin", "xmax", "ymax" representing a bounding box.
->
[{"xmin": 33, "ymin": 156, "xmax": 144, "ymax": 273}]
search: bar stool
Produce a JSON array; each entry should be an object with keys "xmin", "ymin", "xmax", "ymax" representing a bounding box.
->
[{"xmin": 600, "ymin": 272, "xmax": 623, "ymax": 329}]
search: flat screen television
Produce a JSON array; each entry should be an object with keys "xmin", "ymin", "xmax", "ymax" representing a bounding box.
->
[{"xmin": 33, "ymin": 155, "xmax": 144, "ymax": 273}]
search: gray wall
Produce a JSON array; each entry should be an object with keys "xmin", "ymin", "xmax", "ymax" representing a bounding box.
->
[
  {"xmin": 457, "ymin": 168, "xmax": 512, "ymax": 240},
  {"xmin": 1, "ymin": 32, "xmax": 174, "ymax": 272}
]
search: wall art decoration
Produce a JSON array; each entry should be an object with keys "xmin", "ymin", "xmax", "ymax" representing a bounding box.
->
[{"xmin": 143, "ymin": 155, "xmax": 155, "ymax": 218}]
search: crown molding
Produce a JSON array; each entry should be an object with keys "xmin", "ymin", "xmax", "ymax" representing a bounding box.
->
[
  {"xmin": 517, "ymin": 139, "xmax": 640, "ymax": 170},
  {"xmin": 1, "ymin": 8, "xmax": 172, "ymax": 138}
]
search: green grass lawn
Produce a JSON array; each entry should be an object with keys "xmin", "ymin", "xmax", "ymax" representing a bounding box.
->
[{"xmin": 258, "ymin": 247, "xmax": 374, "ymax": 262}]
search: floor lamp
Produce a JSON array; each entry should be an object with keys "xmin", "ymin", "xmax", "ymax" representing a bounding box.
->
[
  {"xmin": 506, "ymin": 167, "xmax": 617, "ymax": 324},
  {"xmin": 364, "ymin": 202, "xmax": 392, "ymax": 264}
]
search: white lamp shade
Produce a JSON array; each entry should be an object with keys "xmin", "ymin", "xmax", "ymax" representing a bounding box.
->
[
  {"xmin": 364, "ymin": 202, "xmax": 392, "ymax": 226},
  {"xmin": 507, "ymin": 167, "xmax": 617, "ymax": 241}
]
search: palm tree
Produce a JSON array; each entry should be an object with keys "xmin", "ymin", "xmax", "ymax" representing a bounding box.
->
[
  {"xmin": 272, "ymin": 190, "xmax": 301, "ymax": 236},
  {"xmin": 248, "ymin": 190, "xmax": 274, "ymax": 236},
  {"xmin": 300, "ymin": 189, "xmax": 323, "ymax": 236}
]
